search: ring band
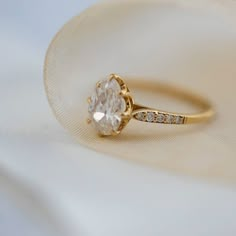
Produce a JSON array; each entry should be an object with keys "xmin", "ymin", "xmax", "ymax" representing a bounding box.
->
[{"xmin": 87, "ymin": 74, "xmax": 214, "ymax": 136}]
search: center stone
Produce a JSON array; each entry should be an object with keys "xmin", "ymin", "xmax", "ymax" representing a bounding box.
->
[{"xmin": 88, "ymin": 78, "xmax": 126, "ymax": 135}]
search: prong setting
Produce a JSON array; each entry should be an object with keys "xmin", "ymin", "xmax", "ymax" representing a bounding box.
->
[
  {"xmin": 87, "ymin": 118, "xmax": 92, "ymax": 124},
  {"xmin": 87, "ymin": 97, "xmax": 91, "ymax": 104},
  {"xmin": 96, "ymin": 81, "xmax": 102, "ymax": 88},
  {"xmin": 87, "ymin": 74, "xmax": 133, "ymax": 136}
]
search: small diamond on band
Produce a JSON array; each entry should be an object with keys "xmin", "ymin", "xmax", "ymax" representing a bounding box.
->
[
  {"xmin": 156, "ymin": 113, "xmax": 165, "ymax": 123},
  {"xmin": 147, "ymin": 112, "xmax": 155, "ymax": 122},
  {"xmin": 136, "ymin": 112, "xmax": 146, "ymax": 121},
  {"xmin": 175, "ymin": 116, "xmax": 184, "ymax": 124},
  {"xmin": 165, "ymin": 115, "xmax": 174, "ymax": 124}
]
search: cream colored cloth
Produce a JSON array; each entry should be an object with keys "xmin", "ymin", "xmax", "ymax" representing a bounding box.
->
[
  {"xmin": 45, "ymin": 0, "xmax": 236, "ymax": 184},
  {"xmin": 1, "ymin": 1, "xmax": 236, "ymax": 235}
]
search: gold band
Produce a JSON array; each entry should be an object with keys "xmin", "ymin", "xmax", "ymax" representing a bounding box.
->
[
  {"xmin": 128, "ymin": 79, "xmax": 214, "ymax": 125},
  {"xmin": 87, "ymin": 74, "xmax": 215, "ymax": 136},
  {"xmin": 132, "ymin": 104, "xmax": 214, "ymax": 125}
]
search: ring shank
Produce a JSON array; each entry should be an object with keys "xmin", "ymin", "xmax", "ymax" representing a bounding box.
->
[{"xmin": 127, "ymin": 79, "xmax": 215, "ymax": 125}]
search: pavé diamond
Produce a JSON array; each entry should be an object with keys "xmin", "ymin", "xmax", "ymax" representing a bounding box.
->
[
  {"xmin": 166, "ymin": 115, "xmax": 174, "ymax": 124},
  {"xmin": 157, "ymin": 113, "xmax": 165, "ymax": 123},
  {"xmin": 88, "ymin": 78, "xmax": 126, "ymax": 135},
  {"xmin": 175, "ymin": 116, "xmax": 184, "ymax": 124},
  {"xmin": 147, "ymin": 112, "xmax": 155, "ymax": 122},
  {"xmin": 136, "ymin": 112, "xmax": 145, "ymax": 121}
]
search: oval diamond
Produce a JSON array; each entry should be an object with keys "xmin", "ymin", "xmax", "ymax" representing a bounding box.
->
[{"xmin": 88, "ymin": 78, "xmax": 126, "ymax": 135}]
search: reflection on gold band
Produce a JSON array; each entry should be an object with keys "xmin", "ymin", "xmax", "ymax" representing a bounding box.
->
[
  {"xmin": 87, "ymin": 74, "xmax": 215, "ymax": 136},
  {"xmin": 126, "ymin": 79, "xmax": 215, "ymax": 125}
]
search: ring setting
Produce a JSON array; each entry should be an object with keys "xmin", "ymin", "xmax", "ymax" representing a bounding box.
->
[
  {"xmin": 87, "ymin": 74, "xmax": 214, "ymax": 136},
  {"xmin": 87, "ymin": 74, "xmax": 133, "ymax": 136}
]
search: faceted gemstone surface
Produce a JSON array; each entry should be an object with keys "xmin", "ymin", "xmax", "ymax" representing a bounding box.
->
[
  {"xmin": 147, "ymin": 112, "xmax": 155, "ymax": 122},
  {"xmin": 88, "ymin": 78, "xmax": 126, "ymax": 135}
]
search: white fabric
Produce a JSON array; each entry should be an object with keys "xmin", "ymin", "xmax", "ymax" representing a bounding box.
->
[{"xmin": 1, "ymin": 0, "xmax": 236, "ymax": 236}]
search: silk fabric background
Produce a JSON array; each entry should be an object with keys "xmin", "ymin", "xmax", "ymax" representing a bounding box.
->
[
  {"xmin": 1, "ymin": 0, "xmax": 236, "ymax": 235},
  {"xmin": 45, "ymin": 0, "xmax": 236, "ymax": 184}
]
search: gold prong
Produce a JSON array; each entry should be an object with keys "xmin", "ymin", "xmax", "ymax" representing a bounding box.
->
[
  {"xmin": 112, "ymin": 130, "xmax": 121, "ymax": 136},
  {"xmin": 87, "ymin": 119, "xmax": 92, "ymax": 124},
  {"xmin": 96, "ymin": 81, "xmax": 101, "ymax": 88},
  {"xmin": 87, "ymin": 97, "xmax": 91, "ymax": 104},
  {"xmin": 119, "ymin": 91, "xmax": 125, "ymax": 96},
  {"xmin": 109, "ymin": 73, "xmax": 117, "ymax": 79}
]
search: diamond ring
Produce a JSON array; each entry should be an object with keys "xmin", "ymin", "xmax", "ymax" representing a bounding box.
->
[{"xmin": 87, "ymin": 74, "xmax": 214, "ymax": 136}]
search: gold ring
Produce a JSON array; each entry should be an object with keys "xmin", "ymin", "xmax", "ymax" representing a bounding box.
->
[{"xmin": 87, "ymin": 74, "xmax": 215, "ymax": 136}]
